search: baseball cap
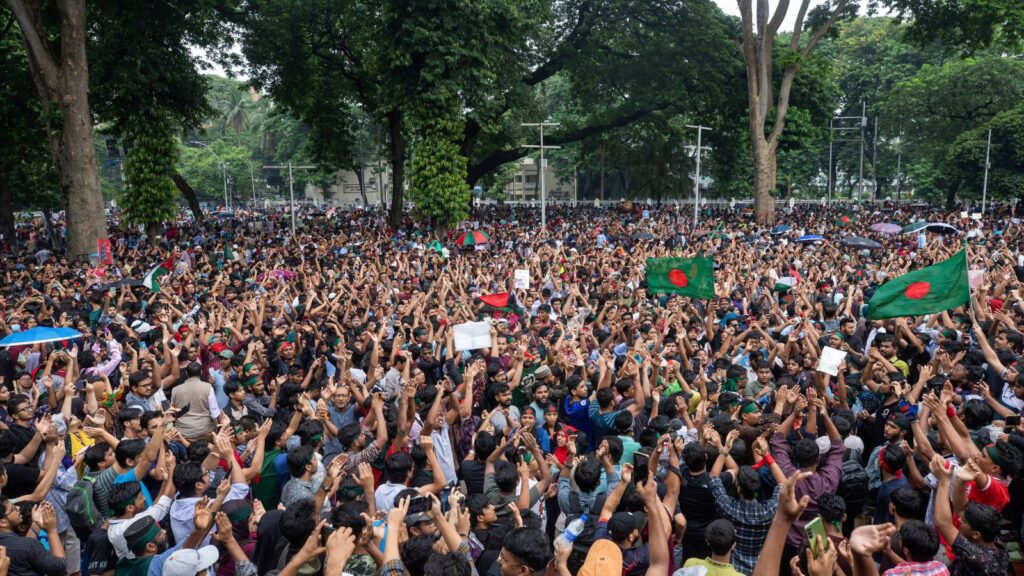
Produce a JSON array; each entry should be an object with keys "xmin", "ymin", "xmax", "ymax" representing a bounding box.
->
[
  {"xmin": 163, "ymin": 545, "xmax": 219, "ymax": 576},
  {"xmin": 579, "ymin": 539, "xmax": 623, "ymax": 576},
  {"xmin": 607, "ymin": 511, "xmax": 646, "ymax": 541}
]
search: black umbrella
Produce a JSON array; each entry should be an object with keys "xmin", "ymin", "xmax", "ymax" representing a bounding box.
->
[
  {"xmin": 632, "ymin": 232, "xmax": 656, "ymax": 240},
  {"xmin": 840, "ymin": 236, "xmax": 883, "ymax": 250},
  {"xmin": 925, "ymin": 222, "xmax": 960, "ymax": 235}
]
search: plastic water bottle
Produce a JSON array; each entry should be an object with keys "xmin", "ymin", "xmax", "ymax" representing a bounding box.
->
[{"xmin": 556, "ymin": 515, "xmax": 587, "ymax": 549}]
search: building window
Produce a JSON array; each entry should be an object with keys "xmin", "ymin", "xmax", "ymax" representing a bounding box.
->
[{"xmin": 525, "ymin": 175, "xmax": 537, "ymax": 183}]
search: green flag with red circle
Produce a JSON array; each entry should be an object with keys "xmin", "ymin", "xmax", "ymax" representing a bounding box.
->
[
  {"xmin": 867, "ymin": 249, "xmax": 970, "ymax": 320},
  {"xmin": 645, "ymin": 257, "xmax": 715, "ymax": 299}
]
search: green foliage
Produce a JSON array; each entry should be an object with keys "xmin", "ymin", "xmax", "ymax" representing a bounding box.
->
[
  {"xmin": 121, "ymin": 110, "xmax": 180, "ymax": 225},
  {"xmin": 0, "ymin": 20, "xmax": 60, "ymax": 211},
  {"xmin": 409, "ymin": 118, "xmax": 470, "ymax": 230},
  {"xmin": 946, "ymin": 104, "xmax": 1024, "ymax": 201},
  {"xmin": 883, "ymin": 0, "xmax": 1024, "ymax": 51}
]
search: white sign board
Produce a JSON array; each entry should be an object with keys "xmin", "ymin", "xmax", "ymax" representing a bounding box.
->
[
  {"xmin": 453, "ymin": 321, "xmax": 493, "ymax": 352},
  {"xmin": 816, "ymin": 346, "xmax": 848, "ymax": 377},
  {"xmin": 514, "ymin": 269, "xmax": 530, "ymax": 289}
]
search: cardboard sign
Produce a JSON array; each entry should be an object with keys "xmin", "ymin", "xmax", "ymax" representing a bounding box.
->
[
  {"xmin": 514, "ymin": 269, "xmax": 530, "ymax": 289},
  {"xmin": 817, "ymin": 346, "xmax": 848, "ymax": 377},
  {"xmin": 453, "ymin": 321, "xmax": 493, "ymax": 352}
]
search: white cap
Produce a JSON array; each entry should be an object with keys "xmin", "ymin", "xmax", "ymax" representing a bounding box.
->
[{"xmin": 162, "ymin": 545, "xmax": 219, "ymax": 576}]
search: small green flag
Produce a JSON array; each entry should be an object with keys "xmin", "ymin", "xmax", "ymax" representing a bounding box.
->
[
  {"xmin": 646, "ymin": 257, "xmax": 715, "ymax": 299},
  {"xmin": 867, "ymin": 249, "xmax": 970, "ymax": 320}
]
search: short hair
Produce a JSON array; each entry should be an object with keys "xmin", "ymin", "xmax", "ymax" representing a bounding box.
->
[
  {"xmin": 603, "ymin": 436, "xmax": 624, "ymax": 465},
  {"xmin": 224, "ymin": 380, "xmax": 241, "ymax": 396},
  {"xmin": 280, "ymin": 499, "xmax": 317, "ymax": 548},
  {"xmin": 683, "ymin": 442, "xmax": 707, "ymax": 472},
  {"xmin": 297, "ymin": 420, "xmax": 324, "ymax": 447},
  {"xmin": 109, "ymin": 481, "xmax": 142, "ymax": 515},
  {"xmin": 466, "ymin": 493, "xmax": 491, "ymax": 525},
  {"xmin": 338, "ymin": 423, "xmax": 362, "ymax": 450},
  {"xmin": 596, "ymin": 387, "xmax": 616, "ymax": 408},
  {"xmin": 891, "ymin": 487, "xmax": 926, "ymax": 521},
  {"xmin": 287, "ymin": 445, "xmax": 316, "ymax": 478},
  {"xmin": 173, "ymin": 461, "xmax": 205, "ymax": 498},
  {"xmin": 793, "ymin": 439, "xmax": 820, "ymax": 468},
  {"xmin": 84, "ymin": 444, "xmax": 110, "ymax": 470},
  {"xmin": 706, "ymin": 519, "xmax": 737, "ymax": 555},
  {"xmin": 402, "ymin": 535, "xmax": 441, "ymax": 575},
  {"xmin": 493, "ymin": 461, "xmax": 518, "ymax": 494},
  {"xmin": 424, "ymin": 553, "xmax": 472, "ymax": 576},
  {"xmin": 613, "ymin": 411, "xmax": 633, "ymax": 434},
  {"xmin": 899, "ymin": 520, "xmax": 939, "ymax": 562},
  {"xmin": 140, "ymin": 410, "xmax": 162, "ymax": 430},
  {"xmin": 963, "ymin": 503, "xmax": 1001, "ymax": 542},
  {"xmin": 573, "ymin": 457, "xmax": 602, "ymax": 492},
  {"xmin": 881, "ymin": 445, "xmax": 907, "ymax": 472},
  {"xmin": 502, "ymin": 528, "xmax": 551, "ymax": 571},
  {"xmin": 962, "ymin": 399, "xmax": 994, "ymax": 430},
  {"xmin": 736, "ymin": 467, "xmax": 761, "ymax": 499},
  {"xmin": 990, "ymin": 441, "xmax": 1023, "ymax": 477},
  {"xmin": 6, "ymin": 394, "xmax": 29, "ymax": 414},
  {"xmin": 384, "ymin": 452, "xmax": 413, "ymax": 484},
  {"xmin": 818, "ymin": 494, "xmax": 846, "ymax": 524},
  {"xmin": 114, "ymin": 439, "xmax": 146, "ymax": 468},
  {"xmin": 473, "ymin": 432, "xmax": 497, "ymax": 460},
  {"xmin": 329, "ymin": 502, "xmax": 367, "ymax": 539}
]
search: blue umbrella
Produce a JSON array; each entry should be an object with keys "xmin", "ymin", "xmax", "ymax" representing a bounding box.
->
[
  {"xmin": 795, "ymin": 234, "xmax": 825, "ymax": 243},
  {"xmin": 771, "ymin": 225, "xmax": 792, "ymax": 235},
  {"xmin": 0, "ymin": 327, "xmax": 83, "ymax": 348}
]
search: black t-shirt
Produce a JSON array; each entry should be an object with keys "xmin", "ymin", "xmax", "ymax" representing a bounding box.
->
[
  {"xmin": 8, "ymin": 424, "xmax": 35, "ymax": 455},
  {"xmin": 3, "ymin": 463, "xmax": 41, "ymax": 499},
  {"xmin": 86, "ymin": 528, "xmax": 116, "ymax": 576},
  {"xmin": 461, "ymin": 460, "xmax": 487, "ymax": 495}
]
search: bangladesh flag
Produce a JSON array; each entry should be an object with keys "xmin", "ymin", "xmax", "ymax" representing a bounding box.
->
[
  {"xmin": 143, "ymin": 256, "xmax": 176, "ymax": 293},
  {"xmin": 867, "ymin": 249, "xmax": 970, "ymax": 320},
  {"xmin": 478, "ymin": 292, "xmax": 523, "ymax": 313},
  {"xmin": 837, "ymin": 212, "xmax": 857, "ymax": 227},
  {"xmin": 646, "ymin": 257, "xmax": 715, "ymax": 299}
]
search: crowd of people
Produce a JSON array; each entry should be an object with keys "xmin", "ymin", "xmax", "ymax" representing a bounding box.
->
[{"xmin": 0, "ymin": 200, "xmax": 1022, "ymax": 576}]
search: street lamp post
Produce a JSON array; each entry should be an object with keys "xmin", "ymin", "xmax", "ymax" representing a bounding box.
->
[
  {"xmin": 685, "ymin": 124, "xmax": 712, "ymax": 228},
  {"xmin": 981, "ymin": 128, "xmax": 992, "ymax": 214},
  {"xmin": 522, "ymin": 122, "xmax": 560, "ymax": 229},
  {"xmin": 263, "ymin": 162, "xmax": 316, "ymax": 236}
]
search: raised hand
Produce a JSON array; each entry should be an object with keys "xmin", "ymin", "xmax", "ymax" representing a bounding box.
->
[
  {"xmin": 848, "ymin": 523, "xmax": 897, "ymax": 556},
  {"xmin": 778, "ymin": 471, "xmax": 812, "ymax": 523}
]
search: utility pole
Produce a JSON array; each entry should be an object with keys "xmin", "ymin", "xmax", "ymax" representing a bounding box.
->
[
  {"xmin": 871, "ymin": 116, "xmax": 878, "ymax": 202},
  {"xmin": 829, "ymin": 113, "xmax": 864, "ymax": 202},
  {"xmin": 685, "ymin": 124, "xmax": 712, "ymax": 228},
  {"xmin": 263, "ymin": 162, "xmax": 315, "ymax": 236},
  {"xmin": 573, "ymin": 162, "xmax": 580, "ymax": 205},
  {"xmin": 248, "ymin": 164, "xmax": 257, "ymax": 206},
  {"xmin": 982, "ymin": 128, "xmax": 992, "ymax": 214},
  {"xmin": 828, "ymin": 120, "xmax": 833, "ymax": 205},
  {"xmin": 895, "ymin": 136, "xmax": 903, "ymax": 202},
  {"xmin": 858, "ymin": 102, "xmax": 866, "ymax": 200},
  {"xmin": 222, "ymin": 163, "xmax": 230, "ymax": 212},
  {"xmin": 522, "ymin": 122, "xmax": 560, "ymax": 229}
]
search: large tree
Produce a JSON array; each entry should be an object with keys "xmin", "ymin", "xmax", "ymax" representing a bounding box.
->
[
  {"xmin": 4, "ymin": 0, "xmax": 107, "ymax": 257},
  {"xmin": 735, "ymin": 0, "xmax": 854, "ymax": 223}
]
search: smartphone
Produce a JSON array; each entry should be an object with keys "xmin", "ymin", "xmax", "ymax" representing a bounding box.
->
[
  {"xmin": 1007, "ymin": 415, "xmax": 1021, "ymax": 427},
  {"xmin": 320, "ymin": 523, "xmax": 335, "ymax": 545},
  {"xmin": 804, "ymin": 516, "xmax": 830, "ymax": 556},
  {"xmin": 407, "ymin": 495, "xmax": 432, "ymax": 514}
]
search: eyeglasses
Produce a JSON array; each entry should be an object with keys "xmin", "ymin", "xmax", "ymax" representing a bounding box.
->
[
  {"xmin": 496, "ymin": 551, "xmax": 525, "ymax": 569},
  {"xmin": 15, "ymin": 406, "xmax": 32, "ymax": 414}
]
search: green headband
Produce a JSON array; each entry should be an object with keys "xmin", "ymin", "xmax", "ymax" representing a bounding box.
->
[
  {"xmin": 131, "ymin": 522, "xmax": 161, "ymax": 551},
  {"xmin": 243, "ymin": 363, "xmax": 255, "ymax": 373},
  {"xmin": 242, "ymin": 376, "xmax": 259, "ymax": 388},
  {"xmin": 987, "ymin": 446, "xmax": 1005, "ymax": 469},
  {"xmin": 740, "ymin": 402, "xmax": 759, "ymax": 415},
  {"xmin": 112, "ymin": 489, "xmax": 142, "ymax": 514},
  {"xmin": 309, "ymin": 433, "xmax": 323, "ymax": 443}
]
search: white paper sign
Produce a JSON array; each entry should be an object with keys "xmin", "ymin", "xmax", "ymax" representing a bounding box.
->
[
  {"xmin": 453, "ymin": 321, "xmax": 493, "ymax": 352},
  {"xmin": 816, "ymin": 346, "xmax": 848, "ymax": 376},
  {"xmin": 514, "ymin": 269, "xmax": 530, "ymax": 289}
]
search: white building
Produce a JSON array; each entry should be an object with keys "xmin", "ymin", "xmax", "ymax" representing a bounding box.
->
[
  {"xmin": 304, "ymin": 166, "xmax": 393, "ymax": 207},
  {"xmin": 503, "ymin": 158, "xmax": 574, "ymax": 202}
]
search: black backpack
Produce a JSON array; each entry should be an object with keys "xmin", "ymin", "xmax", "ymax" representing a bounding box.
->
[
  {"xmin": 838, "ymin": 456, "xmax": 869, "ymax": 506},
  {"xmin": 66, "ymin": 475, "xmax": 103, "ymax": 536}
]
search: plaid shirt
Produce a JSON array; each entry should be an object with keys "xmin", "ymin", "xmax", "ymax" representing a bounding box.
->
[
  {"xmin": 709, "ymin": 476, "xmax": 780, "ymax": 576},
  {"xmin": 380, "ymin": 540, "xmax": 477, "ymax": 576}
]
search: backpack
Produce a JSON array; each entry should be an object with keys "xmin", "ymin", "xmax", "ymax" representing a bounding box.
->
[
  {"xmin": 66, "ymin": 475, "xmax": 103, "ymax": 536},
  {"xmin": 838, "ymin": 456, "xmax": 869, "ymax": 506}
]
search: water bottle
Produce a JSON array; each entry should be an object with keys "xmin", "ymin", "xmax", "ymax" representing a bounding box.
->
[{"xmin": 556, "ymin": 515, "xmax": 587, "ymax": 549}]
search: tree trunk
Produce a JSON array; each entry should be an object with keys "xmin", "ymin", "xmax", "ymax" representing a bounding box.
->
[
  {"xmin": 386, "ymin": 109, "xmax": 404, "ymax": 228},
  {"xmin": 945, "ymin": 181, "xmax": 958, "ymax": 210},
  {"xmin": 355, "ymin": 164, "xmax": 369, "ymax": 207},
  {"xmin": 7, "ymin": 0, "xmax": 108, "ymax": 260},
  {"xmin": 752, "ymin": 138, "xmax": 776, "ymax": 224},
  {"xmin": 0, "ymin": 179, "xmax": 18, "ymax": 255},
  {"xmin": 171, "ymin": 171, "xmax": 206, "ymax": 224}
]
